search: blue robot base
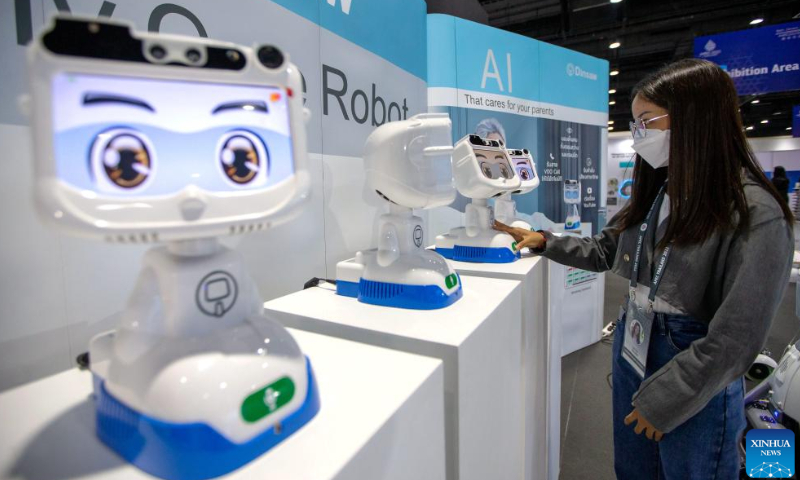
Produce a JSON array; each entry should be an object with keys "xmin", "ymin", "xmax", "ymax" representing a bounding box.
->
[
  {"xmin": 336, "ymin": 276, "xmax": 463, "ymax": 310},
  {"xmin": 92, "ymin": 357, "xmax": 320, "ymax": 480},
  {"xmin": 436, "ymin": 245, "xmax": 520, "ymax": 263},
  {"xmin": 434, "ymin": 227, "xmax": 520, "ymax": 263}
]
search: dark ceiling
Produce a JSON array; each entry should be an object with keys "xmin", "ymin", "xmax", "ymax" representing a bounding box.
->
[{"xmin": 475, "ymin": 0, "xmax": 800, "ymax": 137}]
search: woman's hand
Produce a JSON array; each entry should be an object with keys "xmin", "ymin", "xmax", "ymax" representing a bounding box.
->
[
  {"xmin": 493, "ymin": 220, "xmax": 546, "ymax": 252},
  {"xmin": 624, "ymin": 409, "xmax": 664, "ymax": 442}
]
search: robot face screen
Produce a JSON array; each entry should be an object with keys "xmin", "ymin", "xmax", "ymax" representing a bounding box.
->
[
  {"xmin": 564, "ymin": 180, "xmax": 581, "ymax": 202},
  {"xmin": 51, "ymin": 73, "xmax": 295, "ymax": 197},
  {"xmin": 512, "ymin": 156, "xmax": 535, "ymax": 182},
  {"xmin": 474, "ymin": 149, "xmax": 514, "ymax": 181}
]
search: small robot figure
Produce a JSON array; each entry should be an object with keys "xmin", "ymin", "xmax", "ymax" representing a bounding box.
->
[
  {"xmin": 26, "ymin": 16, "xmax": 319, "ymax": 480},
  {"xmin": 493, "ymin": 148, "xmax": 540, "ymax": 230},
  {"xmin": 336, "ymin": 113, "xmax": 462, "ymax": 309},
  {"xmin": 564, "ymin": 179, "xmax": 582, "ymax": 231},
  {"xmin": 435, "ymin": 134, "xmax": 522, "ymax": 263}
]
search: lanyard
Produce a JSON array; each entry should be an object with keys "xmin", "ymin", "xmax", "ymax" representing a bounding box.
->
[{"xmin": 629, "ymin": 183, "xmax": 672, "ymax": 310}]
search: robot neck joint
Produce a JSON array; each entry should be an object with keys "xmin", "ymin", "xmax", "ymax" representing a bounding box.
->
[{"xmin": 167, "ymin": 238, "xmax": 221, "ymax": 257}]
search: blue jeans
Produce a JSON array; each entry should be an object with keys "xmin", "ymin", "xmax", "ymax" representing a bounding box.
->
[{"xmin": 613, "ymin": 310, "xmax": 746, "ymax": 480}]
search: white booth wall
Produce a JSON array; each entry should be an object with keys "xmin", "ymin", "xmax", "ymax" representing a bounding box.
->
[
  {"xmin": 0, "ymin": 0, "xmax": 428, "ymax": 391},
  {"xmin": 750, "ymin": 136, "xmax": 800, "ymax": 175},
  {"xmin": 605, "ymin": 133, "xmax": 800, "ymax": 220}
]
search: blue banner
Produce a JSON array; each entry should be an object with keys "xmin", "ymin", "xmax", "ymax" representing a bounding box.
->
[
  {"xmin": 794, "ymin": 105, "xmax": 800, "ymax": 138},
  {"xmin": 694, "ymin": 21, "xmax": 800, "ymax": 95}
]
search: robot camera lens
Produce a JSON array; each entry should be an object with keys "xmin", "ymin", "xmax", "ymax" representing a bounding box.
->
[
  {"xmin": 149, "ymin": 45, "xmax": 167, "ymax": 60},
  {"xmin": 257, "ymin": 46, "xmax": 284, "ymax": 69},
  {"xmin": 523, "ymin": 149, "xmax": 529, "ymax": 154},
  {"xmin": 185, "ymin": 48, "xmax": 202, "ymax": 63},
  {"xmin": 469, "ymin": 135, "xmax": 481, "ymax": 145},
  {"xmin": 226, "ymin": 49, "xmax": 241, "ymax": 62}
]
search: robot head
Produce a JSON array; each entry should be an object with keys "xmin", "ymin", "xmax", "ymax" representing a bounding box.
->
[
  {"xmin": 506, "ymin": 149, "xmax": 540, "ymax": 194},
  {"xmin": 27, "ymin": 16, "xmax": 310, "ymax": 242},
  {"xmin": 564, "ymin": 180, "xmax": 581, "ymax": 204},
  {"xmin": 452, "ymin": 135, "xmax": 521, "ymax": 199},
  {"xmin": 364, "ymin": 113, "xmax": 456, "ymax": 210}
]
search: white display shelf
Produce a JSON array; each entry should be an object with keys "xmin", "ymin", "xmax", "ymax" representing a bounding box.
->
[
  {"xmin": 0, "ymin": 329, "xmax": 446, "ymax": 480},
  {"xmin": 263, "ymin": 275, "xmax": 523, "ymax": 480},
  {"xmin": 444, "ymin": 254, "xmax": 554, "ymax": 480}
]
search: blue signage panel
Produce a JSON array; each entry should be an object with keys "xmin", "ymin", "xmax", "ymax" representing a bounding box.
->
[
  {"xmin": 427, "ymin": 14, "xmax": 608, "ymax": 113},
  {"xmin": 694, "ymin": 21, "xmax": 800, "ymax": 95},
  {"xmin": 794, "ymin": 105, "xmax": 800, "ymax": 138}
]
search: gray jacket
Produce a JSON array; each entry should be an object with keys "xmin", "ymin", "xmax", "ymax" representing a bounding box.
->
[{"xmin": 538, "ymin": 177, "xmax": 794, "ymax": 433}]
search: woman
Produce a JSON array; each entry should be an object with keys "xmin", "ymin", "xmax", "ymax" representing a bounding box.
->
[
  {"xmin": 771, "ymin": 165, "xmax": 790, "ymax": 204},
  {"xmin": 495, "ymin": 59, "xmax": 794, "ymax": 479}
]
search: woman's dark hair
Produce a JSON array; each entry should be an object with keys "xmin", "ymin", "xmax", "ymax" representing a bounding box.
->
[
  {"xmin": 774, "ymin": 166, "xmax": 787, "ymax": 178},
  {"xmin": 617, "ymin": 59, "xmax": 792, "ymax": 246}
]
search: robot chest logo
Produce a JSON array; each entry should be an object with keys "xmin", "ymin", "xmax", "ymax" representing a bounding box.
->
[
  {"xmin": 413, "ymin": 225, "xmax": 423, "ymax": 248},
  {"xmin": 196, "ymin": 271, "xmax": 239, "ymax": 317}
]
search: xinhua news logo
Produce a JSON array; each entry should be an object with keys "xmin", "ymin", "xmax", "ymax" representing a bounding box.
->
[{"xmin": 747, "ymin": 429, "xmax": 795, "ymax": 478}]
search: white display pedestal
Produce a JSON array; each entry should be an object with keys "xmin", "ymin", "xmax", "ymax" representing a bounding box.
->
[
  {"xmin": 0, "ymin": 329, "xmax": 446, "ymax": 480},
  {"xmin": 548, "ymin": 225, "xmax": 605, "ymax": 358},
  {"xmin": 263, "ymin": 276, "xmax": 523, "ymax": 480},
  {"xmin": 444, "ymin": 255, "xmax": 554, "ymax": 480}
]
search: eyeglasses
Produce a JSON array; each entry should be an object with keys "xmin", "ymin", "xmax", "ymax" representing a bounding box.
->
[{"xmin": 629, "ymin": 114, "xmax": 669, "ymax": 139}]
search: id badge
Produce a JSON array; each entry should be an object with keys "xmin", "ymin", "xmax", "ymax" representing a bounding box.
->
[{"xmin": 621, "ymin": 296, "xmax": 654, "ymax": 379}]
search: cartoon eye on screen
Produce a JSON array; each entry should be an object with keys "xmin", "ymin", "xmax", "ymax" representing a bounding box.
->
[{"xmin": 92, "ymin": 128, "xmax": 154, "ymax": 189}]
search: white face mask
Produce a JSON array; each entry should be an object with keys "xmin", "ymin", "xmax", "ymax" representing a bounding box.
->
[{"xmin": 632, "ymin": 129, "xmax": 670, "ymax": 169}]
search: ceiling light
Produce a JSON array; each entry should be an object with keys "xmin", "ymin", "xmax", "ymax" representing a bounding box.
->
[
  {"xmin": 751, "ymin": 99, "xmax": 760, "ymax": 104},
  {"xmin": 609, "ymin": 100, "xmax": 616, "ymax": 105},
  {"xmin": 609, "ymin": 89, "xmax": 617, "ymax": 94},
  {"xmin": 610, "ymin": 0, "xmax": 623, "ymax": 3},
  {"xmin": 773, "ymin": 111, "xmax": 783, "ymax": 115},
  {"xmin": 788, "ymin": 127, "xmax": 793, "ymax": 131},
  {"xmin": 609, "ymin": 41, "xmax": 621, "ymax": 49},
  {"xmin": 761, "ymin": 119, "xmax": 769, "ymax": 124},
  {"xmin": 746, "ymin": 126, "xmax": 754, "ymax": 131},
  {"xmin": 609, "ymin": 126, "xmax": 615, "ymax": 130},
  {"xmin": 750, "ymin": 18, "xmax": 764, "ymax": 25},
  {"xmin": 608, "ymin": 120, "xmax": 614, "ymax": 125},
  {"xmin": 610, "ymin": 69, "xmax": 619, "ymax": 76}
]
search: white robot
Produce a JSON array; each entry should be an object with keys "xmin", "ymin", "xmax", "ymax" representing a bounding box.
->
[
  {"xmin": 742, "ymin": 284, "xmax": 800, "ymax": 439},
  {"xmin": 742, "ymin": 342, "xmax": 800, "ymax": 475},
  {"xmin": 335, "ymin": 113, "xmax": 462, "ymax": 309},
  {"xmin": 435, "ymin": 134, "xmax": 522, "ymax": 263},
  {"xmin": 26, "ymin": 17, "xmax": 319, "ymax": 480},
  {"xmin": 564, "ymin": 179, "xmax": 582, "ymax": 231},
  {"xmin": 493, "ymin": 148, "xmax": 540, "ymax": 230}
]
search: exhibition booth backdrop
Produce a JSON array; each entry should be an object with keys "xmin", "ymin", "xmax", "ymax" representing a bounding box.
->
[{"xmin": 425, "ymin": 14, "xmax": 609, "ymax": 358}]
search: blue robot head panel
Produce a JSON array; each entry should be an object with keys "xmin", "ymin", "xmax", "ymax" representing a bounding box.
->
[{"xmin": 52, "ymin": 73, "xmax": 295, "ymax": 197}]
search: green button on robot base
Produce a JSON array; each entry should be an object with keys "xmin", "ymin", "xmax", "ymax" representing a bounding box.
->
[{"xmin": 241, "ymin": 376, "xmax": 295, "ymax": 423}]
